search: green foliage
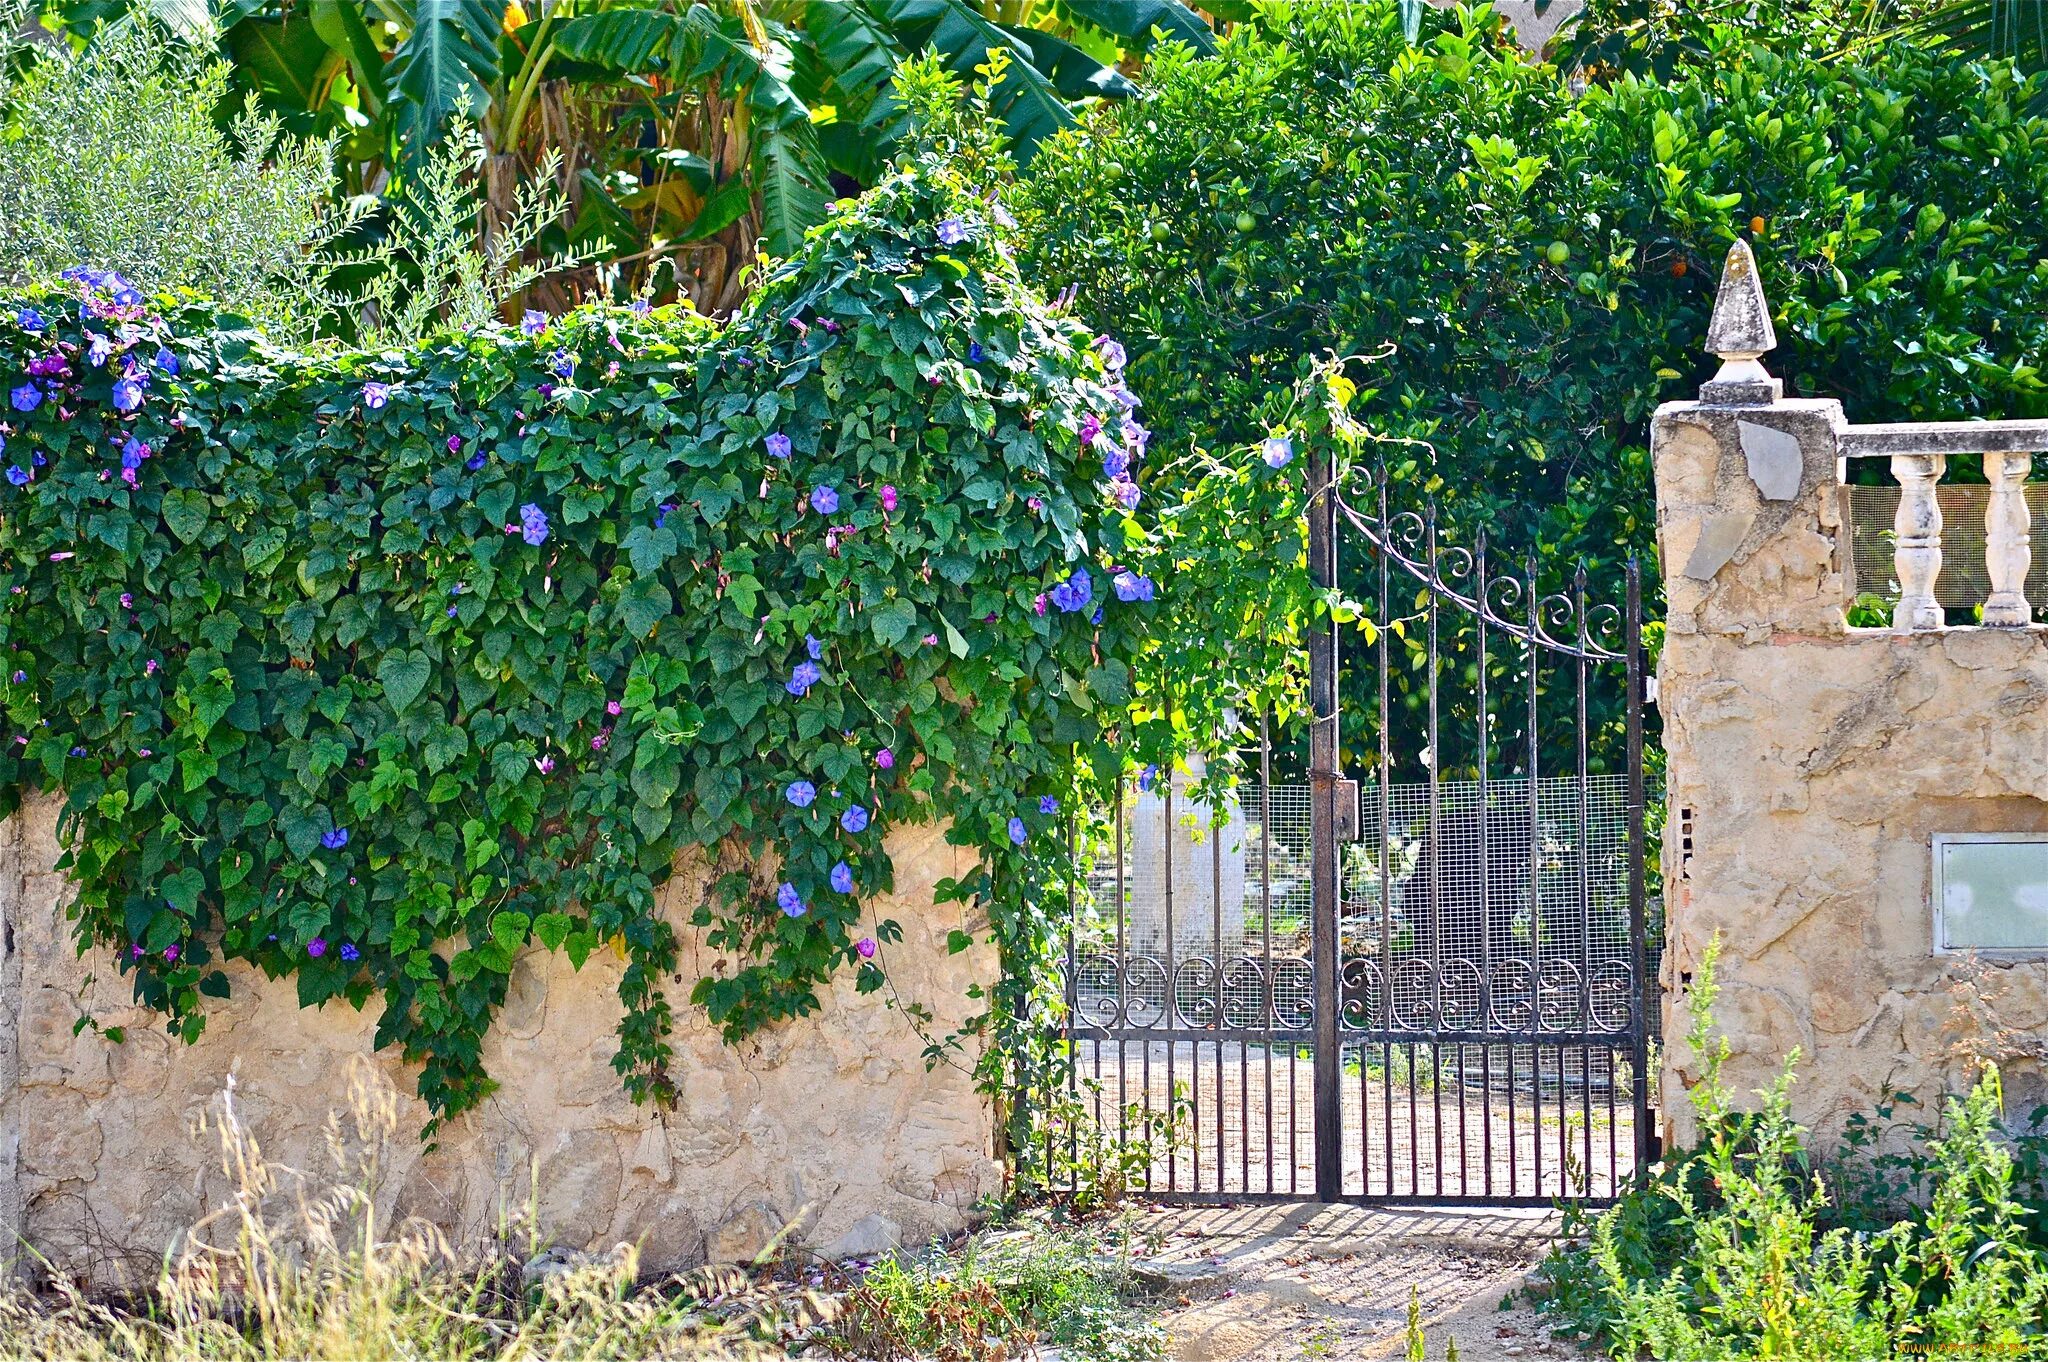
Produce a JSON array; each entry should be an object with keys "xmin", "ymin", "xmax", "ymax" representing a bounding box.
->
[
  {"xmin": 0, "ymin": 112, "xmax": 1159, "ymax": 1124},
  {"xmin": 0, "ymin": 10, "xmax": 356, "ymax": 345},
  {"xmin": 1533, "ymin": 938, "xmax": 2048, "ymax": 1359},
  {"xmin": 1019, "ymin": 2, "xmax": 2048, "ymax": 584},
  {"xmin": 827, "ymin": 1216, "xmax": 1166, "ymax": 1362}
]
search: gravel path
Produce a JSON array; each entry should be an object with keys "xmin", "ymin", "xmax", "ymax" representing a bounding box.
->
[{"xmin": 1120, "ymin": 1202, "xmax": 1591, "ymax": 1361}]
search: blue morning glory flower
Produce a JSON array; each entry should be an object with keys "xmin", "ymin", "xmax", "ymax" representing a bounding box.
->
[
  {"xmin": 786, "ymin": 779, "xmax": 816, "ymax": 808},
  {"xmin": 777, "ymin": 882, "xmax": 807, "ymax": 917},
  {"xmin": 522, "ymin": 310, "xmax": 547, "ymax": 337},
  {"xmin": 1040, "ymin": 796, "xmax": 1059, "ymax": 815},
  {"xmin": 1102, "ymin": 446, "xmax": 1131, "ymax": 479},
  {"xmin": 111, "ymin": 287, "xmax": 143, "ymax": 309},
  {"xmin": 111, "ymin": 378, "xmax": 143, "ymax": 412},
  {"xmin": 937, "ymin": 218, "xmax": 967, "ymax": 246},
  {"xmin": 321, "ymin": 827, "xmax": 350, "ymax": 850},
  {"xmin": 362, "ymin": 382, "xmax": 390, "ymax": 410},
  {"xmin": 1114, "ymin": 479, "xmax": 1141, "ymax": 510},
  {"xmin": 1095, "ymin": 335, "xmax": 1127, "ymax": 372},
  {"xmin": 805, "ymin": 634, "xmax": 822, "ymax": 660},
  {"xmin": 1262, "ymin": 435, "xmax": 1294, "ymax": 469},
  {"xmin": 339, "ymin": 943, "xmax": 360, "ymax": 962},
  {"xmin": 765, "ymin": 432, "xmax": 792, "ymax": 459},
  {"xmin": 841, "ymin": 804, "xmax": 869, "ymax": 834},
  {"xmin": 154, "ymin": 346, "xmax": 178, "ymax": 375},
  {"xmin": 11, "ymin": 384, "xmax": 41, "ymax": 413},
  {"xmin": 551, "ymin": 349, "xmax": 575, "ymax": 379},
  {"xmin": 1139, "ymin": 764, "xmax": 1160, "ymax": 793},
  {"xmin": 121, "ymin": 436, "xmax": 148, "ymax": 470},
  {"xmin": 830, "ymin": 861, "xmax": 854, "ymax": 894},
  {"xmin": 1008, "ymin": 817, "xmax": 1028, "ymax": 846},
  {"xmin": 518, "ymin": 503, "xmax": 550, "ymax": 546},
  {"xmin": 810, "ymin": 485, "xmax": 839, "ymax": 515},
  {"xmin": 1048, "ymin": 566, "xmax": 1094, "ymax": 613},
  {"xmin": 16, "ymin": 308, "xmax": 44, "ymax": 332},
  {"xmin": 86, "ymin": 333, "xmax": 113, "ymax": 367},
  {"xmin": 1113, "ymin": 570, "xmax": 1155, "ymax": 603},
  {"xmin": 969, "ymin": 342, "xmax": 985, "ymax": 364},
  {"xmin": 466, "ymin": 451, "xmax": 487, "ymax": 471},
  {"xmin": 656, "ymin": 503, "xmax": 676, "ymax": 528},
  {"xmin": 5, "ymin": 467, "xmax": 26, "ymax": 487},
  {"xmin": 786, "ymin": 661, "xmax": 821, "ymax": 696}
]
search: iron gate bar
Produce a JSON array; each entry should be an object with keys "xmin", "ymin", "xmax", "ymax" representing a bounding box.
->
[{"xmin": 1308, "ymin": 433, "xmax": 1343, "ymax": 1201}]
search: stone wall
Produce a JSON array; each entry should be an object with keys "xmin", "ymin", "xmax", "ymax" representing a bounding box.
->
[
  {"xmin": 1654, "ymin": 247, "xmax": 2048, "ymax": 1147},
  {"xmin": 0, "ymin": 794, "xmax": 999, "ymax": 1286}
]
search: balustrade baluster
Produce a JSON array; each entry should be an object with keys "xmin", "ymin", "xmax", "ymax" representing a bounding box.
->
[
  {"xmin": 1982, "ymin": 450, "xmax": 2032, "ymax": 627},
  {"xmin": 1891, "ymin": 452, "xmax": 1947, "ymax": 631}
]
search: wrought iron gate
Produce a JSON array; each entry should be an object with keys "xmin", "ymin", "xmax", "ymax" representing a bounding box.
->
[{"xmin": 1051, "ymin": 443, "xmax": 1657, "ymax": 1205}]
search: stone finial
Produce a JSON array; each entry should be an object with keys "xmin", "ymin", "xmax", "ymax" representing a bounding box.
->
[{"xmin": 1700, "ymin": 240, "xmax": 1783, "ymax": 406}]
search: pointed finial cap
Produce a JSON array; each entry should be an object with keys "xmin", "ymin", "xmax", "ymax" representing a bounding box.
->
[
  {"xmin": 1699, "ymin": 240, "xmax": 1781, "ymax": 406},
  {"xmin": 1704, "ymin": 240, "xmax": 1777, "ymax": 361}
]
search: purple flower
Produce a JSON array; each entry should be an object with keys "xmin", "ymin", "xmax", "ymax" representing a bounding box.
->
[
  {"xmin": 830, "ymin": 861, "xmax": 854, "ymax": 894},
  {"xmin": 606, "ymin": 699, "xmax": 622, "ymax": 716},
  {"xmin": 806, "ymin": 634, "xmax": 823, "ymax": 660},
  {"xmin": 447, "ymin": 434, "xmax": 463, "ymax": 454},
  {"xmin": 308, "ymin": 938, "xmax": 328, "ymax": 958},
  {"xmin": 1095, "ymin": 335, "xmax": 1127, "ymax": 373},
  {"xmin": 810, "ymin": 485, "xmax": 839, "ymax": 515},
  {"xmin": 362, "ymin": 382, "xmax": 390, "ymax": 409},
  {"xmin": 16, "ymin": 308, "xmax": 44, "ymax": 332},
  {"xmin": 856, "ymin": 936, "xmax": 877, "ymax": 959},
  {"xmin": 86, "ymin": 333, "xmax": 113, "ymax": 367},
  {"xmin": 786, "ymin": 660, "xmax": 821, "ymax": 696},
  {"xmin": 777, "ymin": 882, "xmax": 807, "ymax": 917},
  {"xmin": 880, "ymin": 485, "xmax": 898, "ymax": 513},
  {"xmin": 163, "ymin": 944, "xmax": 179, "ymax": 962},
  {"xmin": 1079, "ymin": 412, "xmax": 1102, "ymax": 448},
  {"xmin": 1113, "ymin": 479, "xmax": 1141, "ymax": 510},
  {"xmin": 154, "ymin": 346, "xmax": 178, "ymax": 375},
  {"xmin": 876, "ymin": 748, "xmax": 894, "ymax": 770},
  {"xmin": 842, "ymin": 804, "xmax": 870, "ymax": 834},
  {"xmin": 130, "ymin": 944, "xmax": 144, "ymax": 959},
  {"xmin": 590, "ymin": 729, "xmax": 610, "ymax": 751},
  {"xmin": 1033, "ymin": 594, "xmax": 1047, "ymax": 616},
  {"xmin": 1139, "ymin": 764, "xmax": 1160, "ymax": 793},
  {"xmin": 111, "ymin": 378, "xmax": 143, "ymax": 412},
  {"xmin": 1008, "ymin": 817, "xmax": 1028, "ymax": 846},
  {"xmin": 937, "ymin": 218, "xmax": 967, "ymax": 246},
  {"xmin": 119, "ymin": 593, "xmax": 132, "ymax": 608},
  {"xmin": 536, "ymin": 754, "xmax": 556, "ymax": 774},
  {"xmin": 518, "ymin": 503, "xmax": 550, "ymax": 545},
  {"xmin": 551, "ymin": 350, "xmax": 575, "ymax": 380},
  {"xmin": 10, "ymin": 384, "xmax": 41, "ymax": 412},
  {"xmin": 340, "ymin": 943, "xmax": 360, "ymax": 962},
  {"xmin": 322, "ymin": 827, "xmax": 350, "ymax": 850},
  {"xmin": 522, "ymin": 310, "xmax": 547, "ymax": 337},
  {"xmin": 69, "ymin": 745, "xmax": 85, "ymax": 757},
  {"xmin": 5, "ymin": 467, "xmax": 26, "ymax": 487},
  {"xmin": 656, "ymin": 503, "xmax": 676, "ymax": 527},
  {"xmin": 1113, "ymin": 569, "xmax": 1155, "ymax": 603},
  {"xmin": 1102, "ymin": 446, "xmax": 1131, "ymax": 479},
  {"xmin": 765, "ymin": 432, "xmax": 792, "ymax": 460},
  {"xmin": 1048, "ymin": 567, "xmax": 1094, "ymax": 613},
  {"xmin": 9, "ymin": 672, "xmax": 21, "ymax": 683},
  {"xmin": 1040, "ymin": 796, "xmax": 1059, "ymax": 815},
  {"xmin": 1262, "ymin": 435, "xmax": 1294, "ymax": 469},
  {"xmin": 786, "ymin": 779, "xmax": 816, "ymax": 808}
]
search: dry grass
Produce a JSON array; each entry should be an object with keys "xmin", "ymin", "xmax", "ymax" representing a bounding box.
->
[{"xmin": 0, "ymin": 1063, "xmax": 833, "ymax": 1361}]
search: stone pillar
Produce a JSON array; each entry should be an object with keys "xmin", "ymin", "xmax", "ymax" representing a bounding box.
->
[{"xmin": 1126, "ymin": 756, "xmax": 1248, "ymax": 973}]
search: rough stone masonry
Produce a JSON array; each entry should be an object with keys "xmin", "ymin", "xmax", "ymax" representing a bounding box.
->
[
  {"xmin": 1654, "ymin": 242, "xmax": 2048, "ymax": 1148},
  {"xmin": 0, "ymin": 795, "xmax": 998, "ymax": 1285}
]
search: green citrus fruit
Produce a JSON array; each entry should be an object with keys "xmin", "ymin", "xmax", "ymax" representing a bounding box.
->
[{"xmin": 1545, "ymin": 240, "xmax": 1571, "ymax": 265}]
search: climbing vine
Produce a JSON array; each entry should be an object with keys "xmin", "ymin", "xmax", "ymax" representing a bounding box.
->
[{"xmin": 0, "ymin": 140, "xmax": 1163, "ymax": 1125}]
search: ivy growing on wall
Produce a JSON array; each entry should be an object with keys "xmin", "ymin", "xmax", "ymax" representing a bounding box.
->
[{"xmin": 0, "ymin": 142, "xmax": 1163, "ymax": 1126}]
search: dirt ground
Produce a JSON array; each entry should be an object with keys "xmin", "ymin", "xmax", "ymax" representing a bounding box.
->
[{"xmin": 1126, "ymin": 1201, "xmax": 1590, "ymax": 1361}]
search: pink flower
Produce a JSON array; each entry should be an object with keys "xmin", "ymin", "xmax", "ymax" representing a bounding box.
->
[
  {"xmin": 591, "ymin": 729, "xmax": 610, "ymax": 751},
  {"xmin": 880, "ymin": 485, "xmax": 898, "ymax": 513},
  {"xmin": 606, "ymin": 700, "xmax": 621, "ymax": 716},
  {"xmin": 163, "ymin": 944, "xmax": 178, "ymax": 962},
  {"xmin": 536, "ymin": 754, "xmax": 556, "ymax": 774},
  {"xmin": 1034, "ymin": 594, "xmax": 1048, "ymax": 616},
  {"xmin": 856, "ymin": 937, "xmax": 877, "ymax": 959},
  {"xmin": 144, "ymin": 659, "xmax": 159, "ymax": 675},
  {"xmin": 876, "ymin": 748, "xmax": 894, "ymax": 770}
]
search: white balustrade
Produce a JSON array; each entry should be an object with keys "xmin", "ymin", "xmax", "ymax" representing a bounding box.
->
[
  {"xmin": 1983, "ymin": 450, "xmax": 2033, "ymax": 627},
  {"xmin": 1890, "ymin": 452, "xmax": 1946, "ymax": 632}
]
